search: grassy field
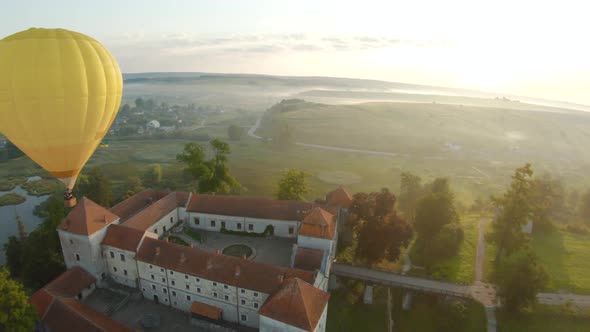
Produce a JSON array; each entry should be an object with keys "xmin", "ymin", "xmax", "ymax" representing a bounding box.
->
[
  {"xmin": 531, "ymin": 230, "xmax": 590, "ymax": 294},
  {"xmin": 327, "ymin": 281, "xmax": 388, "ymax": 332},
  {"xmin": 409, "ymin": 214, "xmax": 480, "ymax": 284},
  {"xmin": 391, "ymin": 288, "xmax": 487, "ymax": 331},
  {"xmin": 0, "ymin": 193, "xmax": 26, "ymax": 206},
  {"xmin": 497, "ymin": 305, "xmax": 590, "ymax": 332}
]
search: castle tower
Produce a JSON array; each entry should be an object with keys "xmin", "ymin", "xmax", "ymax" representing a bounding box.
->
[{"xmin": 57, "ymin": 197, "xmax": 120, "ymax": 282}]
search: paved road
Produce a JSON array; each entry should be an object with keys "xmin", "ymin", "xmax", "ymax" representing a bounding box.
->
[{"xmin": 332, "ymin": 264, "xmax": 471, "ymax": 298}]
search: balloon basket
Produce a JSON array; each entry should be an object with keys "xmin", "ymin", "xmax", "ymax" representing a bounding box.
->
[{"xmin": 65, "ymin": 197, "xmax": 77, "ymax": 208}]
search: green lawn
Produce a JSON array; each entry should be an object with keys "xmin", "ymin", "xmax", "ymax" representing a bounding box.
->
[
  {"xmin": 184, "ymin": 228, "xmax": 204, "ymax": 243},
  {"xmin": 0, "ymin": 176, "xmax": 27, "ymax": 191},
  {"xmin": 497, "ymin": 305, "xmax": 590, "ymax": 332},
  {"xmin": 408, "ymin": 214, "xmax": 479, "ymax": 284},
  {"xmin": 531, "ymin": 230, "xmax": 590, "ymax": 294},
  {"xmin": 391, "ymin": 288, "xmax": 487, "ymax": 332},
  {"xmin": 327, "ymin": 281, "xmax": 388, "ymax": 332},
  {"xmin": 0, "ymin": 192, "xmax": 26, "ymax": 206}
]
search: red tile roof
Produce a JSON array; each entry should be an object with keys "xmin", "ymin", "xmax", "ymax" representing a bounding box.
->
[
  {"xmin": 187, "ymin": 194, "xmax": 315, "ymax": 221},
  {"xmin": 29, "ymin": 288, "xmax": 55, "ymax": 318},
  {"xmin": 259, "ymin": 278, "xmax": 330, "ymax": 331},
  {"xmin": 42, "ymin": 298, "xmax": 132, "ymax": 332},
  {"xmin": 43, "ymin": 266, "xmax": 96, "ymax": 298},
  {"xmin": 191, "ymin": 301, "xmax": 223, "ymax": 320},
  {"xmin": 122, "ymin": 192, "xmax": 178, "ymax": 231},
  {"xmin": 175, "ymin": 191, "xmax": 191, "ymax": 207},
  {"xmin": 109, "ymin": 189, "xmax": 161, "ymax": 221},
  {"xmin": 136, "ymin": 237, "xmax": 314, "ymax": 295},
  {"xmin": 58, "ymin": 198, "xmax": 120, "ymax": 236},
  {"xmin": 102, "ymin": 224, "xmax": 146, "ymax": 252},
  {"xmin": 299, "ymin": 207, "xmax": 336, "ymax": 239},
  {"xmin": 326, "ymin": 186, "xmax": 352, "ymax": 208},
  {"xmin": 294, "ymin": 247, "xmax": 325, "ymax": 271}
]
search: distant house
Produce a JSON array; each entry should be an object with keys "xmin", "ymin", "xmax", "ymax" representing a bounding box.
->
[{"xmin": 146, "ymin": 120, "xmax": 160, "ymax": 129}]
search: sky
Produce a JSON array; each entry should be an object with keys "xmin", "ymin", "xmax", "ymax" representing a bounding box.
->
[{"xmin": 2, "ymin": 0, "xmax": 589, "ymax": 105}]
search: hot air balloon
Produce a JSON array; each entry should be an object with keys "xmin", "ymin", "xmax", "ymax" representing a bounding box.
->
[{"xmin": 0, "ymin": 28, "xmax": 122, "ymax": 207}]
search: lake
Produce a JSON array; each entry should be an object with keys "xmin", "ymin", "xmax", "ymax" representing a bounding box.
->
[{"xmin": 0, "ymin": 176, "xmax": 49, "ymax": 265}]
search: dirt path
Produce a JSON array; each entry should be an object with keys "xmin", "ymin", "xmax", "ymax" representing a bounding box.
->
[{"xmin": 476, "ymin": 218, "xmax": 491, "ymax": 282}]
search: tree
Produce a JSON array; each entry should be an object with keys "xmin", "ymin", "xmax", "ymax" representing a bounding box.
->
[
  {"xmin": 413, "ymin": 180, "xmax": 462, "ymax": 264},
  {"xmin": 134, "ymin": 97, "xmax": 145, "ymax": 109},
  {"xmin": 143, "ymin": 164, "xmax": 162, "ymax": 188},
  {"xmin": 0, "ymin": 269, "xmax": 38, "ymax": 332},
  {"xmin": 488, "ymin": 164, "xmax": 534, "ymax": 263},
  {"xmin": 492, "ymin": 251, "xmax": 548, "ymax": 312},
  {"xmin": 77, "ymin": 167, "xmax": 112, "ymax": 206},
  {"xmin": 123, "ymin": 176, "xmax": 143, "ymax": 198},
  {"xmin": 0, "ymin": 140, "xmax": 24, "ymax": 161},
  {"xmin": 578, "ymin": 188, "xmax": 590, "ymax": 225},
  {"xmin": 398, "ymin": 172, "xmax": 423, "ymax": 222},
  {"xmin": 177, "ymin": 139, "xmax": 241, "ymax": 194},
  {"xmin": 228, "ymin": 125, "xmax": 245, "ymax": 141},
  {"xmin": 276, "ymin": 169, "xmax": 308, "ymax": 201},
  {"xmin": 529, "ymin": 173, "xmax": 566, "ymax": 232},
  {"xmin": 351, "ymin": 189, "xmax": 413, "ymax": 264}
]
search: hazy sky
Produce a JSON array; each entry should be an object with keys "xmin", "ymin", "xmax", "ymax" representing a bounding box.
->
[{"xmin": 2, "ymin": 0, "xmax": 589, "ymax": 105}]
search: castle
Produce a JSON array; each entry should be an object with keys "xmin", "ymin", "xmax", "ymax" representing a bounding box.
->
[{"xmin": 30, "ymin": 187, "xmax": 353, "ymax": 332}]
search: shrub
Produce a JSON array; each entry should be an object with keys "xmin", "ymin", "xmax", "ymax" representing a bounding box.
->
[{"xmin": 565, "ymin": 223, "xmax": 589, "ymax": 235}]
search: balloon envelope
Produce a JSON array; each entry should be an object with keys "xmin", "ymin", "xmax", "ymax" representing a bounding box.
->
[{"xmin": 0, "ymin": 28, "xmax": 122, "ymax": 189}]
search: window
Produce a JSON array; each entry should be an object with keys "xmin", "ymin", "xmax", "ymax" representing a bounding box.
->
[
  {"xmin": 289, "ymin": 227, "xmax": 294, "ymax": 235},
  {"xmin": 196, "ymin": 278, "xmax": 200, "ymax": 283},
  {"xmin": 171, "ymin": 280, "xmax": 175, "ymax": 286},
  {"xmin": 237, "ymin": 223, "xmax": 242, "ymax": 230},
  {"xmin": 185, "ymin": 275, "xmax": 188, "ymax": 280},
  {"xmin": 224, "ymin": 295, "xmax": 229, "ymax": 301},
  {"xmin": 241, "ymin": 314, "xmax": 247, "ymax": 321},
  {"xmin": 124, "ymin": 270, "xmax": 128, "ymax": 276},
  {"xmin": 142, "ymin": 288, "xmax": 146, "ymax": 292},
  {"xmin": 197, "ymin": 287, "xmax": 201, "ymax": 293},
  {"xmin": 165, "ymin": 298, "xmax": 168, "ymax": 302},
  {"xmin": 210, "ymin": 220, "xmax": 216, "ymax": 227},
  {"xmin": 163, "ymin": 226, "xmax": 167, "ymax": 232},
  {"xmin": 185, "ymin": 285, "xmax": 189, "ymax": 290},
  {"xmin": 149, "ymin": 264, "xmax": 153, "ymax": 269},
  {"xmin": 163, "ymin": 288, "xmax": 167, "ymax": 294},
  {"xmin": 170, "ymin": 271, "xmax": 174, "ymax": 275},
  {"xmin": 170, "ymin": 216, "xmax": 173, "ymax": 223},
  {"xmin": 224, "ymin": 285, "xmax": 228, "ymax": 289},
  {"xmin": 186, "ymin": 295, "xmax": 191, "ymax": 301},
  {"xmin": 254, "ymin": 292, "xmax": 258, "ymax": 297},
  {"xmin": 75, "ymin": 253, "xmax": 80, "ymax": 261},
  {"xmin": 152, "ymin": 285, "xmax": 156, "ymax": 290},
  {"xmin": 113, "ymin": 267, "xmax": 117, "ymax": 272},
  {"xmin": 160, "ymin": 268, "xmax": 164, "ymax": 272},
  {"xmin": 70, "ymin": 239, "xmax": 74, "ymax": 245},
  {"xmin": 194, "ymin": 217, "xmax": 200, "ymax": 225},
  {"xmin": 221, "ymin": 221, "xmax": 226, "ymax": 229},
  {"xmin": 254, "ymin": 302, "xmax": 259, "ymax": 309},
  {"xmin": 162, "ymin": 278, "xmax": 165, "ymax": 283},
  {"xmin": 172, "ymin": 291, "xmax": 176, "ymax": 297},
  {"xmin": 151, "ymin": 274, "xmax": 155, "ymax": 280},
  {"xmin": 213, "ymin": 292, "xmax": 218, "ymax": 298},
  {"xmin": 213, "ymin": 282, "xmax": 217, "ymax": 287},
  {"xmin": 241, "ymin": 299, "xmax": 246, "ymax": 305},
  {"xmin": 174, "ymin": 301, "xmax": 177, "ymax": 306},
  {"xmin": 110, "ymin": 251, "xmax": 115, "ymax": 258},
  {"xmin": 241, "ymin": 289, "xmax": 245, "ymax": 294},
  {"xmin": 120, "ymin": 253, "xmax": 125, "ymax": 262},
  {"xmin": 248, "ymin": 224, "xmax": 253, "ymax": 231},
  {"xmin": 154, "ymin": 228, "xmax": 158, "ymax": 234}
]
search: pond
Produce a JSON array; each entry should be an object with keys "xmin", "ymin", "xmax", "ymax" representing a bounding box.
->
[{"xmin": 0, "ymin": 176, "xmax": 49, "ymax": 265}]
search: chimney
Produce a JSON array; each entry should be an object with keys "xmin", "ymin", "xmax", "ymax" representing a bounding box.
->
[
  {"xmin": 235, "ymin": 265, "xmax": 241, "ymax": 277},
  {"xmin": 189, "ymin": 243, "xmax": 194, "ymax": 248},
  {"xmin": 103, "ymin": 215, "xmax": 108, "ymax": 224},
  {"xmin": 321, "ymin": 224, "xmax": 326, "ymax": 237},
  {"xmin": 180, "ymin": 252, "xmax": 186, "ymax": 263},
  {"xmin": 242, "ymin": 255, "xmax": 247, "ymax": 261},
  {"xmin": 164, "ymin": 237, "xmax": 169, "ymax": 242},
  {"xmin": 277, "ymin": 274, "xmax": 284, "ymax": 283},
  {"xmin": 216, "ymin": 249, "xmax": 221, "ymax": 255},
  {"xmin": 155, "ymin": 247, "xmax": 160, "ymax": 256},
  {"xmin": 207, "ymin": 258, "xmax": 213, "ymax": 270}
]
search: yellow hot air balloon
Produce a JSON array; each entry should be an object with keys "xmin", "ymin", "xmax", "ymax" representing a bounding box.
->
[{"xmin": 0, "ymin": 28, "xmax": 122, "ymax": 206}]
